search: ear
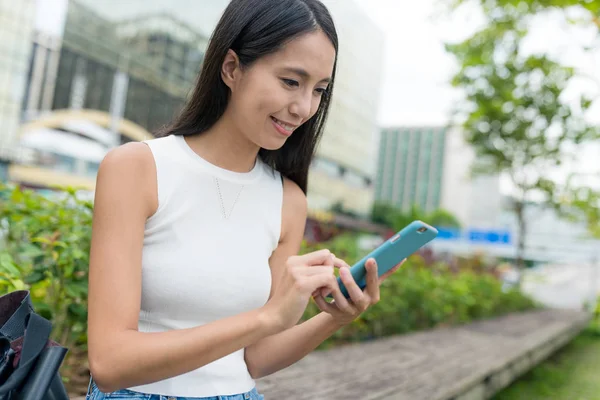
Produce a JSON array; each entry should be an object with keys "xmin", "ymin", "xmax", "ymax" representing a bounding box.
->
[{"xmin": 221, "ymin": 49, "xmax": 241, "ymax": 91}]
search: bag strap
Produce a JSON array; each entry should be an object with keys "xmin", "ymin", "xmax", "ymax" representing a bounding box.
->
[
  {"xmin": 18, "ymin": 348, "xmax": 68, "ymax": 400},
  {"xmin": 17, "ymin": 314, "xmax": 51, "ymax": 368},
  {"xmin": 0, "ymin": 294, "xmax": 34, "ymax": 341},
  {"xmin": 0, "ymin": 314, "xmax": 52, "ymax": 395}
]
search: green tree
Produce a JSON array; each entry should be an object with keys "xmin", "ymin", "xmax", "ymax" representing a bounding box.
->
[
  {"xmin": 393, "ymin": 204, "xmax": 425, "ymax": 232},
  {"xmin": 427, "ymin": 208, "xmax": 462, "ymax": 229},
  {"xmin": 446, "ymin": 0, "xmax": 600, "ymax": 18},
  {"xmin": 330, "ymin": 200, "xmax": 345, "ymax": 215},
  {"xmin": 548, "ymin": 175, "xmax": 600, "ymax": 239},
  {"xmin": 329, "ymin": 200, "xmax": 358, "ymax": 218},
  {"xmin": 371, "ymin": 202, "xmax": 399, "ymax": 229},
  {"xmin": 371, "ymin": 202, "xmax": 462, "ymax": 231},
  {"xmin": 444, "ymin": 1, "xmax": 600, "ymax": 275}
]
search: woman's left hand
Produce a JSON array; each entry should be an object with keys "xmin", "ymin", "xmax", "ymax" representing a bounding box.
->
[{"xmin": 313, "ymin": 257, "xmax": 405, "ymax": 326}]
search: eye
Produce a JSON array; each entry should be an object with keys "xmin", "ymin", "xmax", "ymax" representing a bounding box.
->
[
  {"xmin": 281, "ymin": 78, "xmax": 299, "ymax": 87},
  {"xmin": 315, "ymin": 87, "xmax": 328, "ymax": 96}
]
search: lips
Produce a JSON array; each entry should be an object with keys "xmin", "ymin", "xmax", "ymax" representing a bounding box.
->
[{"xmin": 271, "ymin": 117, "xmax": 297, "ymax": 136}]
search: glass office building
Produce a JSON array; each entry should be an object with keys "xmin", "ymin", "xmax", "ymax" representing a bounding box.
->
[
  {"xmin": 375, "ymin": 126, "xmax": 448, "ymax": 213},
  {"xmin": 47, "ymin": 1, "xmax": 203, "ymax": 134},
  {"xmin": 0, "ymin": 0, "xmax": 35, "ymax": 169}
]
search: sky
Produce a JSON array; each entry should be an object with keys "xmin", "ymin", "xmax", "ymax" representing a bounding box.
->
[{"xmin": 353, "ymin": 0, "xmax": 469, "ymax": 127}]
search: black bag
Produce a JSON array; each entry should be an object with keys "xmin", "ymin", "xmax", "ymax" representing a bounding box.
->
[{"xmin": 0, "ymin": 290, "xmax": 69, "ymax": 400}]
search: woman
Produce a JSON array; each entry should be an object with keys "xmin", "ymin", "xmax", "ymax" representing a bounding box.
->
[{"xmin": 87, "ymin": 0, "xmax": 401, "ymax": 399}]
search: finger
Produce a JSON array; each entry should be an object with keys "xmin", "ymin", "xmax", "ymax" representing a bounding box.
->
[
  {"xmin": 323, "ymin": 253, "xmax": 337, "ymax": 267},
  {"xmin": 319, "ymin": 277, "xmax": 336, "ymax": 298},
  {"xmin": 332, "ymin": 257, "xmax": 350, "ymax": 270},
  {"xmin": 302, "ymin": 266, "xmax": 335, "ymax": 297},
  {"xmin": 307, "ymin": 272, "xmax": 353, "ymax": 314},
  {"xmin": 299, "ymin": 249, "xmax": 334, "ymax": 266},
  {"xmin": 314, "ymin": 294, "xmax": 338, "ymax": 314},
  {"xmin": 319, "ymin": 257, "xmax": 351, "ymax": 297},
  {"xmin": 299, "ymin": 265, "xmax": 335, "ymax": 276},
  {"xmin": 379, "ymin": 259, "xmax": 406, "ymax": 283},
  {"xmin": 304, "ymin": 273, "xmax": 340, "ymax": 296},
  {"xmin": 339, "ymin": 266, "xmax": 368, "ymax": 307},
  {"xmin": 365, "ymin": 258, "xmax": 381, "ymax": 303},
  {"xmin": 326, "ymin": 279, "xmax": 356, "ymax": 314}
]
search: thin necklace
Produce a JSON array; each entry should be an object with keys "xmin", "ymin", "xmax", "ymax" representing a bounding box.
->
[{"xmin": 214, "ymin": 177, "xmax": 244, "ymax": 219}]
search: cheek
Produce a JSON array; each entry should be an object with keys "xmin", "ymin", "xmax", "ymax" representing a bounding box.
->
[{"xmin": 241, "ymin": 81, "xmax": 288, "ymax": 120}]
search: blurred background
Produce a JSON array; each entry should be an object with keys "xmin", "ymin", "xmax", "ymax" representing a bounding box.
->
[{"xmin": 1, "ymin": 0, "xmax": 600, "ymax": 398}]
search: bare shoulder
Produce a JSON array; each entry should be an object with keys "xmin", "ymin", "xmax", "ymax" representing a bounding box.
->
[
  {"xmin": 99, "ymin": 142, "xmax": 154, "ymax": 174},
  {"xmin": 281, "ymin": 177, "xmax": 307, "ymax": 225},
  {"xmin": 95, "ymin": 142, "xmax": 157, "ymax": 218}
]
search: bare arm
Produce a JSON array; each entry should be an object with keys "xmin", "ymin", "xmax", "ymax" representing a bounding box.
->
[
  {"xmin": 244, "ymin": 179, "xmax": 347, "ymax": 378},
  {"xmin": 87, "ymin": 144, "xmax": 279, "ymax": 393},
  {"xmin": 245, "ymin": 310, "xmax": 345, "ymax": 378}
]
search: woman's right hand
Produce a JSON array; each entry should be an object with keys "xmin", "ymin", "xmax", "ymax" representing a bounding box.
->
[{"xmin": 261, "ymin": 249, "xmax": 355, "ymax": 331}]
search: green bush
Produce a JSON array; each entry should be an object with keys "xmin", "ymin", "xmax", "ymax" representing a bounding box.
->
[
  {"xmin": 301, "ymin": 235, "xmax": 536, "ymax": 348},
  {"xmin": 0, "ymin": 184, "xmax": 92, "ymax": 382}
]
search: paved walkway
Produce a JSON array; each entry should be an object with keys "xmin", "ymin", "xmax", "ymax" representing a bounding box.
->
[{"xmin": 256, "ymin": 309, "xmax": 590, "ymax": 400}]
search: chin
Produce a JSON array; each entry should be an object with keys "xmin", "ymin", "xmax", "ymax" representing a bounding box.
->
[{"xmin": 260, "ymin": 138, "xmax": 288, "ymax": 151}]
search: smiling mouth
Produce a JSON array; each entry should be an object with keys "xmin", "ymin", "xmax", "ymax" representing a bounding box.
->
[{"xmin": 271, "ymin": 117, "xmax": 297, "ymax": 135}]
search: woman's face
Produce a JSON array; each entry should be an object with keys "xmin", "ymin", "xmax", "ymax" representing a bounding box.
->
[{"xmin": 222, "ymin": 29, "xmax": 336, "ymax": 150}]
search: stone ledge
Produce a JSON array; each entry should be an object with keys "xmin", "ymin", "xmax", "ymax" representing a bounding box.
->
[{"xmin": 256, "ymin": 309, "xmax": 590, "ymax": 400}]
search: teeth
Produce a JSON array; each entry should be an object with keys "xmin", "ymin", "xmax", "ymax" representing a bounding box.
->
[{"xmin": 273, "ymin": 117, "xmax": 293, "ymax": 132}]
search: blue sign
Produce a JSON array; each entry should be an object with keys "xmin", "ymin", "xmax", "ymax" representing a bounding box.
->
[
  {"xmin": 434, "ymin": 227, "xmax": 511, "ymax": 245},
  {"xmin": 436, "ymin": 228, "xmax": 461, "ymax": 240},
  {"xmin": 467, "ymin": 229, "xmax": 511, "ymax": 244}
]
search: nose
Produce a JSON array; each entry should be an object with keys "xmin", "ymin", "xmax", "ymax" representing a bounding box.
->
[{"xmin": 289, "ymin": 91, "xmax": 313, "ymax": 121}]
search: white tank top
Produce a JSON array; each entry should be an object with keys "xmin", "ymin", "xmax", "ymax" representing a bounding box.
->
[{"xmin": 127, "ymin": 134, "xmax": 283, "ymax": 397}]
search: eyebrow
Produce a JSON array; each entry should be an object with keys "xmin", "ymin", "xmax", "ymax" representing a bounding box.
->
[{"xmin": 282, "ymin": 67, "xmax": 331, "ymax": 83}]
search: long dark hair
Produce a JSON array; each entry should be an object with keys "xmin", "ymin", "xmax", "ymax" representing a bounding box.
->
[{"xmin": 158, "ymin": 0, "xmax": 338, "ymax": 193}]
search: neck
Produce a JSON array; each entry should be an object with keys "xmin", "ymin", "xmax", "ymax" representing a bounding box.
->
[{"xmin": 184, "ymin": 115, "xmax": 260, "ymax": 173}]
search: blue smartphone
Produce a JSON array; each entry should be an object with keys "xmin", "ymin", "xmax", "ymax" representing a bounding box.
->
[{"xmin": 335, "ymin": 220, "xmax": 438, "ymax": 298}]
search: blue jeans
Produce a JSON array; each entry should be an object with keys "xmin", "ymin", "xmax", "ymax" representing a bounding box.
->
[{"xmin": 86, "ymin": 379, "xmax": 265, "ymax": 400}]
